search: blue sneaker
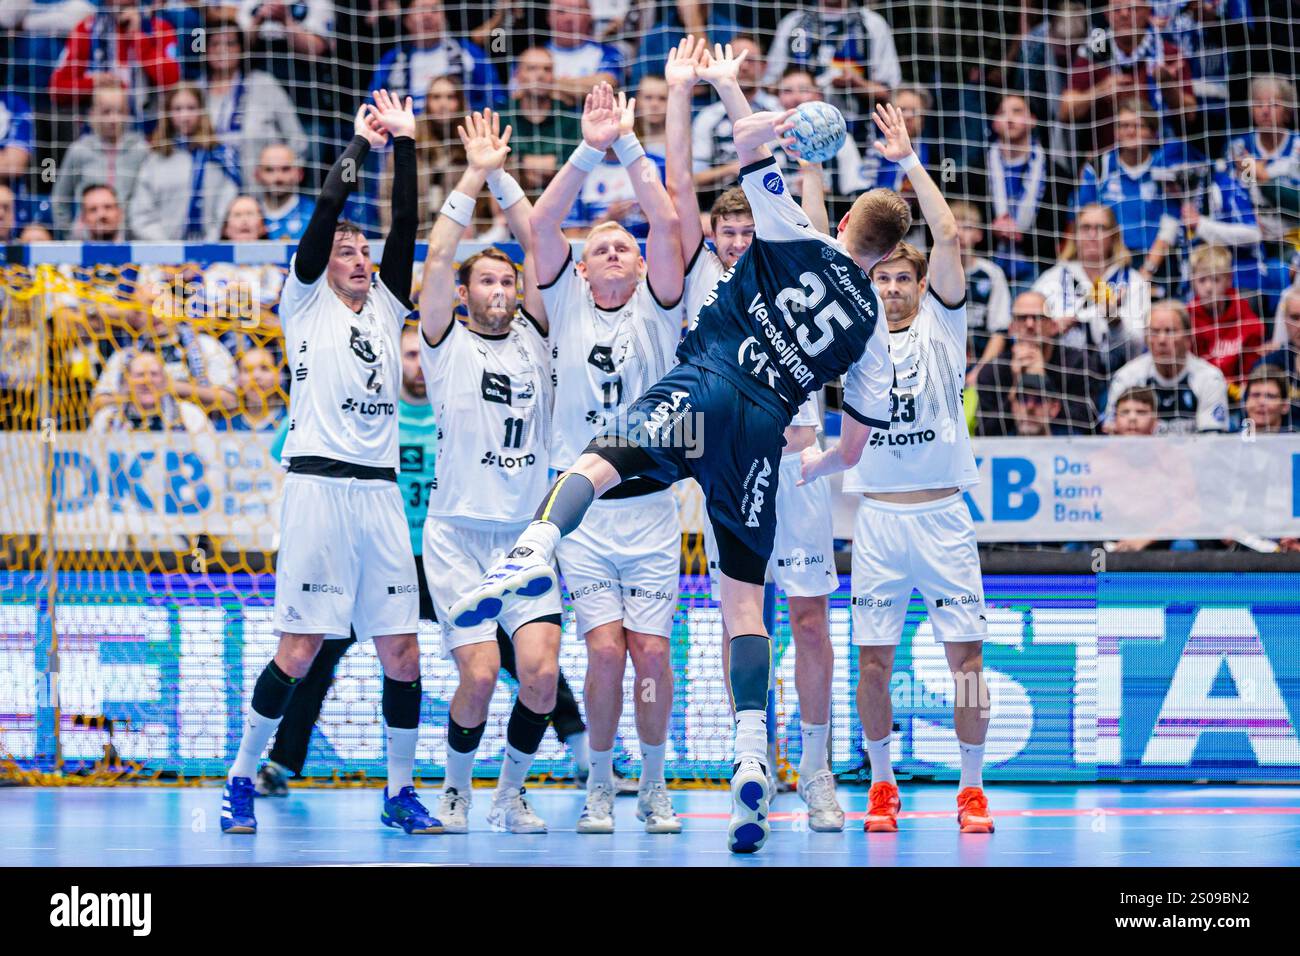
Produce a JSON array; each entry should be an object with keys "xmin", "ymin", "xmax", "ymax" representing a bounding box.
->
[
  {"xmin": 221, "ymin": 776, "xmax": 257, "ymax": 834},
  {"xmin": 449, "ymin": 549, "xmax": 556, "ymax": 629},
  {"xmin": 381, "ymin": 786, "xmax": 445, "ymax": 834}
]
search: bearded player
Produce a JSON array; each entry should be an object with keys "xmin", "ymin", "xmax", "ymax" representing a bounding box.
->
[{"xmin": 453, "ymin": 46, "xmax": 909, "ymax": 854}]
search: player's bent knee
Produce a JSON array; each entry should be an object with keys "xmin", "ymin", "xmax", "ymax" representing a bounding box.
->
[
  {"xmin": 946, "ymin": 639, "xmax": 984, "ymax": 672},
  {"xmin": 584, "ymin": 623, "xmax": 628, "ymax": 666},
  {"xmin": 858, "ymin": 646, "xmax": 895, "ymax": 684},
  {"xmin": 276, "ymin": 633, "xmax": 324, "ymax": 678},
  {"xmin": 628, "ymin": 632, "xmax": 671, "ymax": 675}
]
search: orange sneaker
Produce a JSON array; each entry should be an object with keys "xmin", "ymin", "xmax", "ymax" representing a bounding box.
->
[
  {"xmin": 957, "ymin": 786, "xmax": 995, "ymax": 833},
  {"xmin": 864, "ymin": 781, "xmax": 901, "ymax": 832}
]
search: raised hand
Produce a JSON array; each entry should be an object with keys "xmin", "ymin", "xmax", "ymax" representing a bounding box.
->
[
  {"xmin": 696, "ymin": 41, "xmax": 749, "ymax": 88},
  {"xmin": 371, "ymin": 88, "xmax": 417, "ymax": 140},
  {"xmin": 354, "ymin": 103, "xmax": 388, "ymax": 148},
  {"xmin": 582, "ymin": 82, "xmax": 622, "ymax": 150},
  {"xmin": 458, "ymin": 108, "xmax": 513, "ymax": 172},
  {"xmin": 733, "ymin": 109, "xmax": 798, "ymax": 156},
  {"xmin": 665, "ymin": 35, "xmax": 706, "ymax": 90},
  {"xmin": 616, "ymin": 89, "xmax": 636, "ymax": 137},
  {"xmin": 871, "ymin": 101, "xmax": 914, "ymax": 162}
]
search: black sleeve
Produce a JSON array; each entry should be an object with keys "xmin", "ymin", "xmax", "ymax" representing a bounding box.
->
[
  {"xmin": 294, "ymin": 135, "xmax": 372, "ymax": 284},
  {"xmin": 379, "ymin": 135, "xmax": 417, "ymax": 308}
]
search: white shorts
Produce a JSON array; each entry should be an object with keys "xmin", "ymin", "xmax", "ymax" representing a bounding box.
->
[
  {"xmin": 557, "ymin": 489, "xmax": 680, "ymax": 639},
  {"xmin": 704, "ymin": 455, "xmax": 837, "ymax": 599},
  {"xmin": 273, "ymin": 474, "xmax": 419, "ymax": 641},
  {"xmin": 851, "ymin": 492, "xmax": 987, "ymax": 646},
  {"xmin": 422, "ymin": 514, "xmax": 563, "ymax": 656}
]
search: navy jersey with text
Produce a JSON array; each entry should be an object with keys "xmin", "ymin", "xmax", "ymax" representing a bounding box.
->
[{"xmin": 676, "ymin": 156, "xmax": 893, "ymax": 431}]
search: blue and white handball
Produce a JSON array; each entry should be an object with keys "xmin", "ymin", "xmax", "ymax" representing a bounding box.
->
[{"xmin": 787, "ymin": 101, "xmax": 847, "ymax": 164}]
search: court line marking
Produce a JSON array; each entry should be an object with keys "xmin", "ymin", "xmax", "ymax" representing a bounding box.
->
[{"xmin": 678, "ymin": 806, "xmax": 1300, "ymax": 821}]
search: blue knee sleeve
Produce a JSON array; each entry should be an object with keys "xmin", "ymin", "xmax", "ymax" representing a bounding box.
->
[{"xmin": 729, "ymin": 634, "xmax": 771, "ymax": 712}]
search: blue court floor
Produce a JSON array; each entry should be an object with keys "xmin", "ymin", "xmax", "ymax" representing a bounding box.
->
[{"xmin": 2, "ymin": 783, "xmax": 1298, "ymax": 866}]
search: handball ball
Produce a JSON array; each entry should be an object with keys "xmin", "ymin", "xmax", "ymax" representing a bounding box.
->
[{"xmin": 788, "ymin": 101, "xmax": 847, "ymax": 164}]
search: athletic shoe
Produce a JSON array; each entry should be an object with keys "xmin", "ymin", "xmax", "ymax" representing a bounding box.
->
[
  {"xmin": 727, "ymin": 758, "xmax": 771, "ymax": 854},
  {"xmin": 576, "ymin": 782, "xmax": 616, "ymax": 834},
  {"xmin": 612, "ymin": 764, "xmax": 639, "ymax": 795},
  {"xmin": 487, "ymin": 785, "xmax": 547, "ymax": 833},
  {"xmin": 957, "ymin": 786, "xmax": 995, "ymax": 833},
  {"xmin": 796, "ymin": 769, "xmax": 845, "ymax": 832},
  {"xmin": 864, "ymin": 781, "xmax": 901, "ymax": 833},
  {"xmin": 437, "ymin": 787, "xmax": 471, "ymax": 834},
  {"xmin": 637, "ymin": 782, "xmax": 682, "ymax": 834},
  {"xmin": 221, "ymin": 776, "xmax": 257, "ymax": 834},
  {"xmin": 449, "ymin": 550, "xmax": 556, "ymax": 629},
  {"xmin": 254, "ymin": 761, "xmax": 290, "ymax": 798},
  {"xmin": 381, "ymin": 786, "xmax": 444, "ymax": 834}
]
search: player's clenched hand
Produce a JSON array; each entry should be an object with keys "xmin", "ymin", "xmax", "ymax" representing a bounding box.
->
[
  {"xmin": 354, "ymin": 103, "xmax": 388, "ymax": 148},
  {"xmin": 798, "ymin": 444, "xmax": 826, "ymax": 486},
  {"xmin": 459, "ymin": 109, "xmax": 513, "ymax": 172},
  {"xmin": 871, "ymin": 102, "xmax": 914, "ymax": 162},
  {"xmin": 733, "ymin": 109, "xmax": 798, "ymax": 155},
  {"xmin": 371, "ymin": 88, "xmax": 417, "ymax": 140},
  {"xmin": 696, "ymin": 42, "xmax": 748, "ymax": 88},
  {"xmin": 665, "ymin": 36, "xmax": 706, "ymax": 90},
  {"xmin": 582, "ymin": 82, "xmax": 623, "ymax": 151}
]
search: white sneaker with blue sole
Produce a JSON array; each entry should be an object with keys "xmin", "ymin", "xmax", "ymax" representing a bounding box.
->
[
  {"xmin": 727, "ymin": 757, "xmax": 771, "ymax": 854},
  {"xmin": 449, "ymin": 549, "xmax": 556, "ymax": 629}
]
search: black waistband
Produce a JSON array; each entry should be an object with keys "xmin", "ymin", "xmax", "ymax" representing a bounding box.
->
[
  {"xmin": 601, "ymin": 476, "xmax": 672, "ymax": 500},
  {"xmin": 288, "ymin": 456, "xmax": 397, "ymax": 482}
]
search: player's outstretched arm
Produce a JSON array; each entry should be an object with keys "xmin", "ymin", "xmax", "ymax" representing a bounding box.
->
[
  {"xmin": 530, "ymin": 83, "xmax": 622, "ymax": 286},
  {"xmin": 871, "ymin": 102, "xmax": 962, "ymax": 304},
  {"xmin": 294, "ymin": 103, "xmax": 387, "ymax": 284},
  {"xmin": 697, "ymin": 42, "xmax": 753, "ymax": 126},
  {"xmin": 799, "ymin": 160, "xmax": 831, "ymax": 235},
  {"xmin": 372, "ymin": 89, "xmax": 418, "ymax": 307},
  {"xmin": 666, "ymin": 36, "xmax": 707, "ymax": 266}
]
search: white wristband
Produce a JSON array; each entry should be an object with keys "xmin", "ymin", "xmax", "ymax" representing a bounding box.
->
[
  {"xmin": 439, "ymin": 191, "xmax": 475, "ymax": 228},
  {"xmin": 898, "ymin": 152, "xmax": 920, "ymax": 172},
  {"xmin": 486, "ymin": 168, "xmax": 526, "ymax": 211},
  {"xmin": 570, "ymin": 140, "xmax": 605, "ymax": 172},
  {"xmin": 613, "ymin": 132, "xmax": 645, "ymax": 168}
]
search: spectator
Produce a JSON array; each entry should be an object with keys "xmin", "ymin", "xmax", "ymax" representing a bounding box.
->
[
  {"xmin": 0, "ymin": 183, "xmax": 15, "ymax": 242},
  {"xmin": 202, "ymin": 19, "xmax": 308, "ymax": 188},
  {"xmin": 19, "ymin": 223, "xmax": 53, "ymax": 242},
  {"xmin": 220, "ymin": 193, "xmax": 269, "ymax": 241},
  {"xmin": 50, "ymin": 79, "xmax": 150, "ymax": 237},
  {"xmin": 1225, "ymin": 75, "xmax": 1300, "ymax": 315},
  {"xmin": 635, "ymin": 73, "xmax": 669, "ymax": 162},
  {"xmin": 1034, "ymin": 202, "xmax": 1150, "ymax": 378},
  {"xmin": 0, "ymin": 2, "xmax": 97, "ymax": 107},
  {"xmin": 76, "ymin": 184, "xmax": 127, "ymax": 241},
  {"xmin": 1240, "ymin": 366, "xmax": 1291, "ymax": 434},
  {"xmin": 976, "ymin": 290, "xmax": 1098, "ymax": 436},
  {"xmin": 762, "ymin": 0, "xmax": 902, "ymax": 126},
  {"xmin": 0, "ymin": 89, "xmax": 34, "ymax": 227},
  {"xmin": 253, "ymin": 144, "xmax": 314, "ymax": 240},
  {"xmin": 1110, "ymin": 384, "xmax": 1159, "ymax": 435},
  {"xmin": 498, "ymin": 48, "xmax": 584, "ymax": 168},
  {"xmin": 89, "ymin": 349, "xmax": 213, "ymax": 435},
  {"xmin": 952, "ymin": 201, "xmax": 1012, "ymax": 387},
  {"xmin": 215, "ymin": 346, "xmax": 286, "ymax": 432},
  {"xmin": 1058, "ymin": 0, "xmax": 1194, "ymax": 158},
  {"xmin": 1188, "ymin": 244, "xmax": 1263, "ymax": 389},
  {"xmin": 546, "ymin": 0, "xmax": 627, "ymax": 105},
  {"xmin": 1008, "ymin": 373, "xmax": 1067, "ymax": 436},
  {"xmin": 1257, "ymin": 286, "xmax": 1300, "ymax": 424},
  {"xmin": 380, "ymin": 75, "xmax": 466, "ymax": 234},
  {"xmin": 1010, "ymin": 1, "xmax": 1090, "ymax": 170},
  {"xmin": 369, "ymin": 0, "xmax": 499, "ymax": 113},
  {"xmin": 128, "ymin": 83, "xmax": 242, "ymax": 240},
  {"xmin": 1104, "ymin": 299, "xmax": 1229, "ymax": 433},
  {"xmin": 49, "ymin": 0, "xmax": 182, "ymax": 119},
  {"xmin": 962, "ymin": 92, "xmax": 1072, "ymax": 286},
  {"xmin": 235, "ymin": 0, "xmax": 334, "ymax": 127},
  {"xmin": 693, "ymin": 36, "xmax": 780, "ymax": 192},
  {"xmin": 1154, "ymin": 0, "xmax": 1249, "ymax": 156}
]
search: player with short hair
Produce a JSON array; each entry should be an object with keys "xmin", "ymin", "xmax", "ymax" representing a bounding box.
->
[
  {"xmin": 221, "ymin": 91, "xmax": 440, "ymax": 835},
  {"xmin": 512, "ymin": 83, "xmax": 686, "ymax": 836},
  {"xmin": 665, "ymin": 36, "xmax": 845, "ymax": 832},
  {"xmin": 452, "ymin": 45, "xmax": 908, "ymax": 854},
  {"xmin": 802, "ymin": 105, "xmax": 996, "ymax": 833}
]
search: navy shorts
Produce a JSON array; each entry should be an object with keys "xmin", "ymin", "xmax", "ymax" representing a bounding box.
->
[{"xmin": 586, "ymin": 363, "xmax": 787, "ymax": 585}]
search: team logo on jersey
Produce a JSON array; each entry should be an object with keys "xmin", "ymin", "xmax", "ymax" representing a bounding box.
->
[
  {"xmin": 400, "ymin": 446, "xmax": 425, "ymax": 471},
  {"xmin": 587, "ymin": 345, "xmax": 617, "ymax": 375},
  {"xmin": 481, "ymin": 370, "xmax": 513, "ymax": 405},
  {"xmin": 349, "ymin": 326, "xmax": 378, "ymax": 363},
  {"xmin": 742, "ymin": 457, "xmax": 772, "ymax": 529},
  {"xmin": 763, "ymin": 171, "xmax": 784, "ymax": 195},
  {"xmin": 821, "ymin": 246, "xmax": 836, "ymax": 261}
]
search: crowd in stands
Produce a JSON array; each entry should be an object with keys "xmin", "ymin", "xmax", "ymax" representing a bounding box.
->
[{"xmin": 1, "ymin": 0, "xmax": 1299, "ymax": 444}]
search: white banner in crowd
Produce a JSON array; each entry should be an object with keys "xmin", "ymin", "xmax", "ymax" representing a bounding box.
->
[{"xmin": 1, "ymin": 432, "xmax": 1298, "ymax": 545}]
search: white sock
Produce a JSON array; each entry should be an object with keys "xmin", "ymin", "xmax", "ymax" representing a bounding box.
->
[
  {"xmin": 589, "ymin": 746, "xmax": 614, "ymax": 787},
  {"xmin": 568, "ymin": 730, "xmax": 590, "ymax": 773},
  {"xmin": 799, "ymin": 721, "xmax": 829, "ymax": 778},
  {"xmin": 229, "ymin": 709, "xmax": 282, "ymax": 781},
  {"xmin": 734, "ymin": 709, "xmax": 767, "ymax": 764},
  {"xmin": 385, "ymin": 724, "xmax": 417, "ymax": 793},
  {"xmin": 498, "ymin": 742, "xmax": 536, "ymax": 792},
  {"xmin": 444, "ymin": 744, "xmax": 477, "ymax": 793},
  {"xmin": 958, "ymin": 739, "xmax": 985, "ymax": 791},
  {"xmin": 640, "ymin": 740, "xmax": 666, "ymax": 786},
  {"xmin": 513, "ymin": 521, "xmax": 560, "ymax": 562},
  {"xmin": 865, "ymin": 733, "xmax": 895, "ymax": 786}
]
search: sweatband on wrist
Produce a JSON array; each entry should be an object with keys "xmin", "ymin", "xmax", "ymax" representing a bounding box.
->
[
  {"xmin": 613, "ymin": 132, "xmax": 645, "ymax": 167},
  {"xmin": 439, "ymin": 191, "xmax": 475, "ymax": 228},
  {"xmin": 570, "ymin": 140, "xmax": 605, "ymax": 172},
  {"xmin": 898, "ymin": 152, "xmax": 920, "ymax": 172},
  {"xmin": 486, "ymin": 168, "xmax": 526, "ymax": 210}
]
